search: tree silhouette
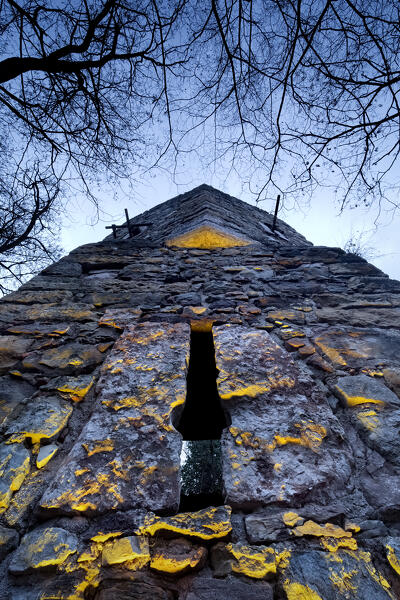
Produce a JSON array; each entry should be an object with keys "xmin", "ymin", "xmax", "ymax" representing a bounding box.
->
[{"xmin": 1, "ymin": 0, "xmax": 399, "ymax": 288}]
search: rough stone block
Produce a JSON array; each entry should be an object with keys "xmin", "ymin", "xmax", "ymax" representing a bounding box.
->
[
  {"xmin": 101, "ymin": 535, "xmax": 149, "ymax": 566},
  {"xmin": 9, "ymin": 527, "xmax": 78, "ymax": 574},
  {"xmin": 136, "ymin": 506, "xmax": 232, "ymax": 541},
  {"xmin": 40, "ymin": 322, "xmax": 189, "ymax": 515},
  {"xmin": 150, "ymin": 538, "xmax": 206, "ymax": 574},
  {"xmin": 6, "ymin": 396, "xmax": 72, "ymax": 444},
  {"xmin": 0, "ymin": 443, "xmax": 30, "ymax": 512}
]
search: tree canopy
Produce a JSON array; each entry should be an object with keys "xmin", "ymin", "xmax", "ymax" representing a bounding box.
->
[{"xmin": 1, "ymin": 0, "xmax": 399, "ymax": 289}]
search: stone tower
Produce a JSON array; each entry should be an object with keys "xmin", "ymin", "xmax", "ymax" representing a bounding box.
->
[{"xmin": 1, "ymin": 184, "xmax": 400, "ymax": 599}]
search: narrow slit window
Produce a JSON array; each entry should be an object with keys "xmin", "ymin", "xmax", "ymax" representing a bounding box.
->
[{"xmin": 176, "ymin": 328, "xmax": 229, "ymax": 511}]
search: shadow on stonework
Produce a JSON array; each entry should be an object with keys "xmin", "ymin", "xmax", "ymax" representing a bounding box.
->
[{"xmin": 174, "ymin": 329, "xmax": 230, "ymax": 511}]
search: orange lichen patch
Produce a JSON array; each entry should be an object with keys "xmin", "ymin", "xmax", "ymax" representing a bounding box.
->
[
  {"xmin": 82, "ymin": 439, "xmax": 114, "ymax": 457},
  {"xmin": 362, "ymin": 369, "xmax": 384, "ymax": 377},
  {"xmin": 283, "ymin": 512, "xmax": 303, "ymax": 527},
  {"xmin": 0, "ymin": 446, "xmax": 30, "ymax": 513},
  {"xmin": 57, "ymin": 378, "xmax": 94, "ymax": 403},
  {"xmin": 43, "ymin": 471, "xmax": 123, "ymax": 513},
  {"xmin": 75, "ymin": 468, "xmax": 89, "ymax": 476},
  {"xmin": 227, "ymin": 543, "xmax": 277, "ymax": 579},
  {"xmin": 329, "ymin": 567, "xmax": 358, "ymax": 594},
  {"xmin": 267, "ymin": 310, "xmax": 305, "ymax": 323},
  {"xmin": 356, "ymin": 409, "xmax": 380, "ymax": 431},
  {"xmin": 219, "ymin": 376, "xmax": 295, "ymax": 401},
  {"xmin": 321, "ymin": 537, "xmax": 357, "ymax": 552},
  {"xmin": 102, "ymin": 396, "xmax": 146, "ymax": 411},
  {"xmin": 150, "ymin": 545, "xmax": 206, "ymax": 574},
  {"xmin": 191, "ymin": 319, "xmax": 214, "ymax": 332},
  {"xmin": 8, "ymin": 404, "xmax": 73, "ymax": 445},
  {"xmin": 229, "ymin": 422, "xmax": 326, "ymax": 454},
  {"xmin": 102, "ymin": 536, "xmax": 150, "ymax": 566},
  {"xmin": 314, "ymin": 339, "xmax": 347, "ymax": 366},
  {"xmin": 286, "ymin": 339, "xmax": 306, "ymax": 350},
  {"xmin": 91, "ymin": 531, "xmax": 122, "ymax": 543},
  {"xmin": 283, "ymin": 582, "xmax": 323, "ymax": 600},
  {"xmin": 293, "ymin": 520, "xmax": 352, "ymax": 539},
  {"xmin": 166, "ymin": 225, "xmax": 251, "ymax": 249},
  {"xmin": 136, "ymin": 506, "xmax": 232, "ymax": 540},
  {"xmin": 189, "ymin": 306, "xmax": 207, "ymax": 315},
  {"xmin": 77, "ymin": 543, "xmax": 101, "ymax": 563},
  {"xmin": 386, "ymin": 545, "xmax": 400, "ymax": 576},
  {"xmin": 36, "ymin": 445, "xmax": 58, "ymax": 469},
  {"xmin": 334, "ymin": 385, "xmax": 385, "ymax": 408},
  {"xmin": 63, "ymin": 553, "xmax": 102, "ymax": 600}
]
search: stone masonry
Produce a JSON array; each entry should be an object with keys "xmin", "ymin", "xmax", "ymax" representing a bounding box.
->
[{"xmin": 1, "ymin": 184, "xmax": 400, "ymax": 598}]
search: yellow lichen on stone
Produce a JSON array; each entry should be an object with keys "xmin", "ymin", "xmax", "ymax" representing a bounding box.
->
[
  {"xmin": 227, "ymin": 543, "xmax": 277, "ymax": 579},
  {"xmin": 90, "ymin": 531, "xmax": 122, "ymax": 543},
  {"xmin": 101, "ymin": 536, "xmax": 149, "ymax": 566},
  {"xmin": 329, "ymin": 568, "xmax": 358, "ymax": 594},
  {"xmin": 283, "ymin": 511, "xmax": 303, "ymax": 527},
  {"xmin": 320, "ymin": 536, "xmax": 358, "ymax": 552},
  {"xmin": 293, "ymin": 520, "xmax": 352, "ymax": 539},
  {"xmin": 83, "ymin": 439, "xmax": 114, "ymax": 456},
  {"xmin": 314, "ymin": 338, "xmax": 347, "ymax": 366},
  {"xmin": 36, "ymin": 445, "xmax": 58, "ymax": 469},
  {"xmin": 189, "ymin": 306, "xmax": 207, "ymax": 315},
  {"xmin": 0, "ymin": 446, "xmax": 30, "ymax": 513},
  {"xmin": 57, "ymin": 378, "xmax": 94, "ymax": 402},
  {"xmin": 283, "ymin": 581, "xmax": 323, "ymax": 600},
  {"xmin": 150, "ymin": 545, "xmax": 206, "ymax": 574},
  {"xmin": 166, "ymin": 225, "xmax": 251, "ymax": 249},
  {"xmin": 136, "ymin": 506, "xmax": 232, "ymax": 540},
  {"xmin": 335, "ymin": 385, "xmax": 385, "ymax": 408},
  {"xmin": 357, "ymin": 409, "xmax": 380, "ymax": 431},
  {"xmin": 191, "ymin": 319, "xmax": 214, "ymax": 332},
  {"xmin": 386, "ymin": 544, "xmax": 400, "ymax": 575}
]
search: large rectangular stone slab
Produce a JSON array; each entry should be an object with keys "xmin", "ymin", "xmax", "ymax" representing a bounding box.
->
[
  {"xmin": 214, "ymin": 326, "xmax": 353, "ymax": 508},
  {"xmin": 40, "ymin": 321, "xmax": 189, "ymax": 515}
]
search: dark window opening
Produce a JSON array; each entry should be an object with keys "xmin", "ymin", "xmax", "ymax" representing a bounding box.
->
[{"xmin": 175, "ymin": 329, "xmax": 229, "ymax": 511}]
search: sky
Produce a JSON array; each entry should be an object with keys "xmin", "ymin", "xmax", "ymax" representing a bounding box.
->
[{"xmin": 61, "ymin": 170, "xmax": 400, "ymax": 282}]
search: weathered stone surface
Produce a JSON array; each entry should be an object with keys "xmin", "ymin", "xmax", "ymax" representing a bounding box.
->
[
  {"xmin": 361, "ymin": 474, "xmax": 400, "ymax": 518},
  {"xmin": 43, "ymin": 374, "xmax": 95, "ymax": 402},
  {"xmin": 37, "ymin": 444, "xmax": 58, "ymax": 469},
  {"xmin": 137, "ymin": 506, "xmax": 232, "ymax": 540},
  {"xmin": 334, "ymin": 375, "xmax": 400, "ymax": 408},
  {"xmin": 183, "ymin": 576, "xmax": 273, "ymax": 600},
  {"xmin": 43, "ymin": 260, "xmax": 82, "ymax": 277},
  {"xmin": 280, "ymin": 549, "xmax": 395, "ymax": 599},
  {"xmin": 335, "ymin": 375, "xmax": 400, "ymax": 464},
  {"xmin": 385, "ymin": 537, "xmax": 400, "ymax": 576},
  {"xmin": 95, "ymin": 581, "xmax": 173, "ymax": 600},
  {"xmin": 2, "ymin": 184, "xmax": 400, "ymax": 598},
  {"xmin": 9, "ymin": 527, "xmax": 78, "ymax": 574},
  {"xmin": 40, "ymin": 322, "xmax": 189, "ymax": 515},
  {"xmin": 211, "ymin": 542, "xmax": 277, "ymax": 579},
  {"xmin": 0, "ymin": 524, "xmax": 18, "ymax": 561},
  {"xmin": 101, "ymin": 535, "xmax": 149, "ymax": 566},
  {"xmin": 0, "ymin": 376, "xmax": 35, "ymax": 425},
  {"xmin": 313, "ymin": 328, "xmax": 400, "ymax": 369},
  {"xmin": 24, "ymin": 343, "xmax": 103, "ymax": 373},
  {"xmin": 150, "ymin": 538, "xmax": 206, "ymax": 574},
  {"xmin": 214, "ymin": 325, "xmax": 353, "ymax": 507},
  {"xmin": 0, "ymin": 336, "xmax": 32, "ymax": 373},
  {"xmin": 0, "ymin": 443, "xmax": 30, "ymax": 512},
  {"xmin": 6, "ymin": 396, "xmax": 72, "ymax": 444}
]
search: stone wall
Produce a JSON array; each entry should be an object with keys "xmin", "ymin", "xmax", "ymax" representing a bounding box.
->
[{"xmin": 1, "ymin": 221, "xmax": 400, "ymax": 599}]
